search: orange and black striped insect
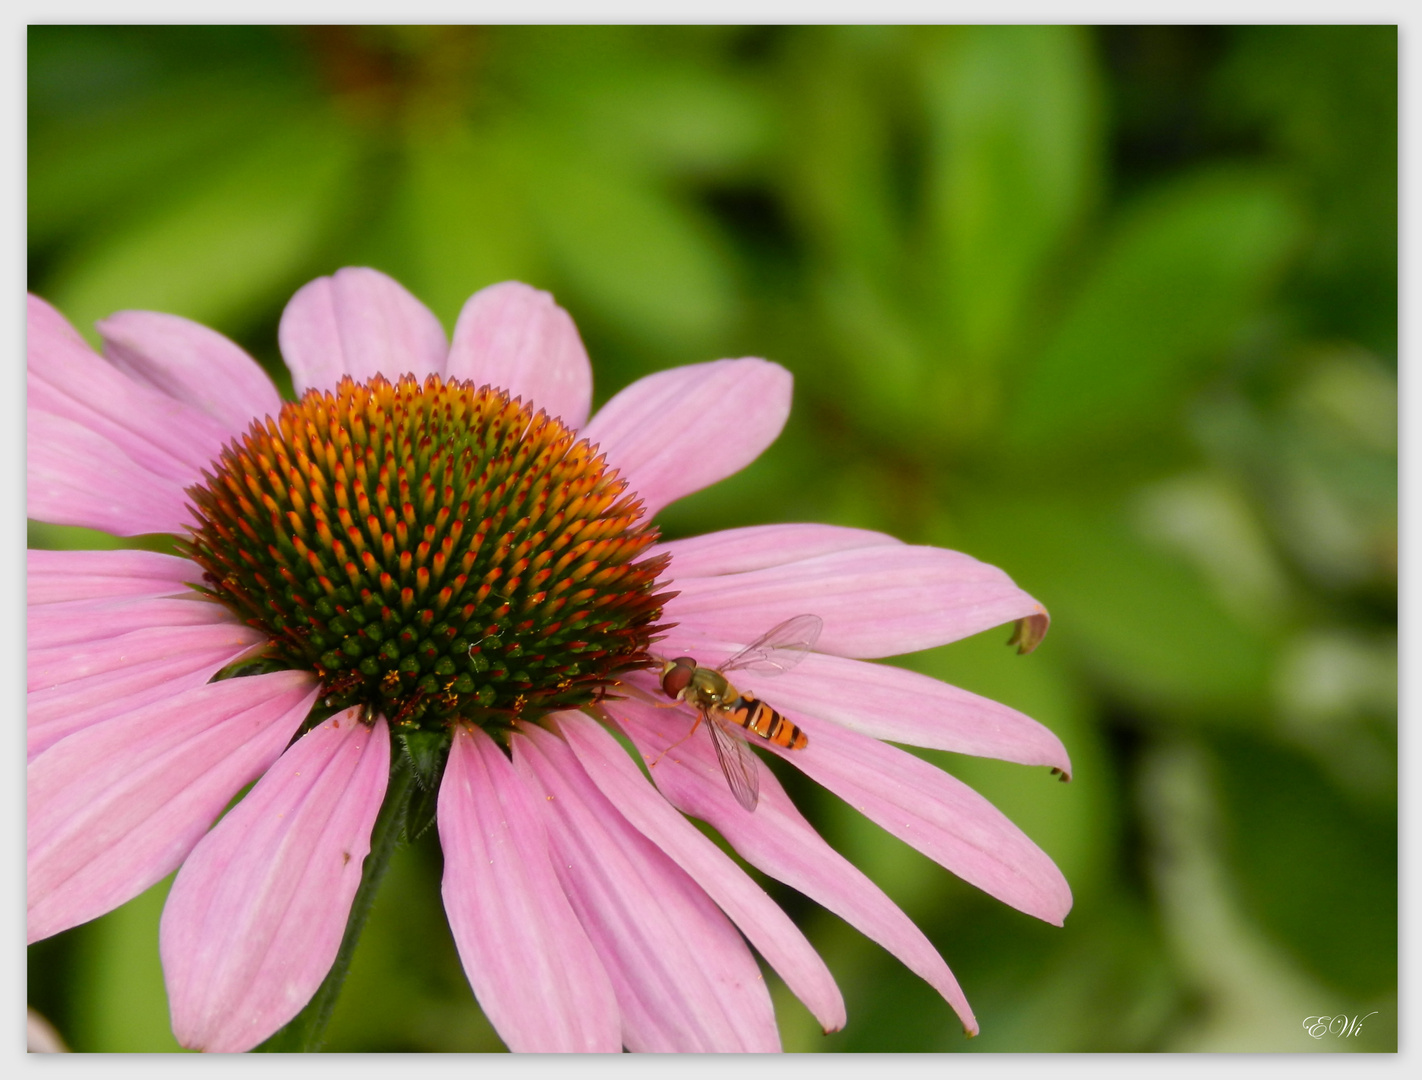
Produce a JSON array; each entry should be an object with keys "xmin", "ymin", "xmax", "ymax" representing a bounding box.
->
[{"xmin": 656, "ymin": 614, "xmax": 822, "ymax": 812}]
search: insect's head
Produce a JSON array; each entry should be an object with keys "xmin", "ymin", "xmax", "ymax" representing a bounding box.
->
[{"xmin": 659, "ymin": 657, "xmax": 699, "ymax": 700}]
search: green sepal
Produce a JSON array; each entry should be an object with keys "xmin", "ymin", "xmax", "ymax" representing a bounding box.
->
[
  {"xmin": 210, "ymin": 654, "xmax": 291, "ymax": 681},
  {"xmin": 398, "ymin": 729, "xmax": 451, "ymax": 842}
]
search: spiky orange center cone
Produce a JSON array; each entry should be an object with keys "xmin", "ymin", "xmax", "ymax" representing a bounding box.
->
[{"xmin": 181, "ymin": 374, "xmax": 671, "ymax": 736}]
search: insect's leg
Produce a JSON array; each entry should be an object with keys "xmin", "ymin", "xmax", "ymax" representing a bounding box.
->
[{"xmin": 650, "ymin": 709, "xmax": 705, "ymax": 769}]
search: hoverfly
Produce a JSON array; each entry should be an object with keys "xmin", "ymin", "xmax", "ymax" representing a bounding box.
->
[{"xmin": 656, "ymin": 614, "xmax": 822, "ymax": 813}]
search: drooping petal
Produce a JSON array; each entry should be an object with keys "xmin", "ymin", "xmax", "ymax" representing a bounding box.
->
[
  {"xmin": 438, "ymin": 725, "xmax": 620, "ymax": 1052},
  {"xmin": 97, "ymin": 309, "xmax": 282, "ymax": 437},
  {"xmin": 765, "ymin": 708, "xmax": 1072, "ymax": 926},
  {"xmin": 446, "ymin": 282, "xmax": 594, "ymax": 430},
  {"xmin": 27, "ymin": 634, "xmax": 264, "ymax": 762},
  {"xmin": 161, "ymin": 711, "xmax": 389, "ymax": 1053},
  {"xmin": 663, "ymin": 543, "xmax": 1049, "ymax": 659},
  {"xmin": 28, "ymin": 622, "xmax": 263, "ymax": 694},
  {"xmin": 28, "ymin": 294, "xmax": 235, "ymax": 483},
  {"xmin": 614, "ymin": 698, "xmax": 978, "ymax": 1032},
  {"xmin": 27, "ymin": 671, "xmax": 319, "ymax": 943},
  {"xmin": 612, "ymin": 697, "xmax": 978, "ymax": 1034},
  {"xmin": 277, "ymin": 267, "xmax": 449, "ymax": 395},
  {"xmin": 579, "ymin": 359, "xmax": 792, "ymax": 519},
  {"xmin": 652, "ymin": 523, "xmax": 901, "ymax": 580},
  {"xmin": 639, "ymin": 644, "xmax": 1072, "ymax": 774},
  {"xmin": 511, "ymin": 726, "xmax": 780, "ymax": 1052},
  {"xmin": 27, "ymin": 549, "xmax": 200, "ymax": 605},
  {"xmin": 28, "ymin": 596, "xmax": 235, "ymax": 649},
  {"xmin": 27, "ymin": 1007, "xmax": 66, "ymax": 1053},
  {"xmin": 559, "ymin": 711, "xmax": 846, "ymax": 1033},
  {"xmin": 27, "ymin": 408, "xmax": 195, "ymax": 536}
]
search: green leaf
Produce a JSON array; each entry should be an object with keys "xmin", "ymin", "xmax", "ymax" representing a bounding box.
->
[
  {"xmin": 1213, "ymin": 27, "xmax": 1397, "ymax": 354},
  {"xmin": 539, "ymin": 49, "xmax": 771, "ymax": 177},
  {"xmin": 387, "ymin": 123, "xmax": 545, "ymax": 329},
  {"xmin": 47, "ymin": 109, "xmax": 362, "ymax": 339},
  {"xmin": 954, "ymin": 493, "xmax": 1274, "ymax": 718},
  {"xmin": 775, "ymin": 28, "xmax": 909, "ymax": 286},
  {"xmin": 29, "ymin": 74, "xmax": 303, "ymax": 248},
  {"xmin": 526, "ymin": 142, "xmax": 739, "ymax": 350},
  {"xmin": 1213, "ymin": 735, "xmax": 1397, "ymax": 999},
  {"xmin": 1005, "ymin": 169, "xmax": 1303, "ymax": 455},
  {"xmin": 806, "ymin": 269, "xmax": 933, "ymax": 447},
  {"xmin": 955, "ymin": 898, "xmax": 1177, "ymax": 1052},
  {"xmin": 919, "ymin": 25, "xmax": 1103, "ymax": 366}
]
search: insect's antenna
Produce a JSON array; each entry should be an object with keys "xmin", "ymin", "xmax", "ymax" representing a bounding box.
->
[
  {"xmin": 650, "ymin": 710, "xmax": 705, "ymax": 769},
  {"xmin": 610, "ymin": 678, "xmax": 683, "ymax": 709}
]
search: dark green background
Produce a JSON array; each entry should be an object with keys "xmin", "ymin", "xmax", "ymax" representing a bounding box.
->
[{"xmin": 27, "ymin": 25, "xmax": 1396, "ymax": 1052}]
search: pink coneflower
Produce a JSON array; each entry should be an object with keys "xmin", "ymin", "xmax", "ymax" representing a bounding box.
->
[{"xmin": 27, "ymin": 268, "xmax": 1072, "ymax": 1053}]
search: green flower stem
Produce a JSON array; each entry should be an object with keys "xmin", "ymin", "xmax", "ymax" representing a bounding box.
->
[{"xmin": 255, "ymin": 749, "xmax": 415, "ymax": 1052}]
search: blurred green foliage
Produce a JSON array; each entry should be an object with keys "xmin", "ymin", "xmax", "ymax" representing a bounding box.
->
[{"xmin": 27, "ymin": 25, "xmax": 1396, "ymax": 1052}]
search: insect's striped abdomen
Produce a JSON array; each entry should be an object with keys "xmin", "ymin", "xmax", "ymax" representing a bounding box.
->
[{"xmin": 724, "ymin": 690, "xmax": 808, "ymax": 749}]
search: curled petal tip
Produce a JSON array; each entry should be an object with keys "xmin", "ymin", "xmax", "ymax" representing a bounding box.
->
[{"xmin": 1008, "ymin": 609, "xmax": 1050, "ymax": 655}]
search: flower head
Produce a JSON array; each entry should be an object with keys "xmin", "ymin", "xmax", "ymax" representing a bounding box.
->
[{"xmin": 27, "ymin": 268, "xmax": 1071, "ymax": 1052}]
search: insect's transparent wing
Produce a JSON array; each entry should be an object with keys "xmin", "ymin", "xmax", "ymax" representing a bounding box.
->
[
  {"xmin": 705, "ymin": 709, "xmax": 761, "ymax": 811},
  {"xmin": 720, "ymin": 614, "xmax": 824, "ymax": 676}
]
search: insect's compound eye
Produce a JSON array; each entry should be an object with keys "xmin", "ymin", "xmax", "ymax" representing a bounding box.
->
[{"xmin": 660, "ymin": 659, "xmax": 697, "ymax": 699}]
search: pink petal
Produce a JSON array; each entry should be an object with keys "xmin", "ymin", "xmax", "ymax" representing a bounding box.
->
[
  {"xmin": 27, "ymin": 671, "xmax": 319, "ymax": 943},
  {"xmin": 28, "ymin": 622, "xmax": 264, "ymax": 694},
  {"xmin": 28, "ymin": 1008, "xmax": 66, "ymax": 1053},
  {"xmin": 277, "ymin": 267, "xmax": 449, "ymax": 395},
  {"xmin": 767, "ymin": 708, "xmax": 1072, "ymax": 926},
  {"xmin": 28, "ymin": 294, "xmax": 234, "ymax": 483},
  {"xmin": 28, "ymin": 408, "xmax": 195, "ymax": 536},
  {"xmin": 612, "ymin": 696, "xmax": 978, "ymax": 1034},
  {"xmin": 648, "ymin": 644, "xmax": 1072, "ymax": 773},
  {"xmin": 29, "ymin": 596, "xmax": 235, "ymax": 649},
  {"xmin": 162, "ymin": 711, "xmax": 389, "ymax": 1053},
  {"xmin": 27, "ymin": 290, "xmax": 91, "ymax": 351},
  {"xmin": 28, "ymin": 640, "xmax": 263, "ymax": 762},
  {"xmin": 97, "ymin": 309, "xmax": 283, "ymax": 437},
  {"xmin": 653, "ymin": 523, "xmax": 901, "ymax": 579},
  {"xmin": 512, "ymin": 725, "xmax": 780, "ymax": 1052},
  {"xmin": 446, "ymin": 282, "xmax": 594, "ymax": 429},
  {"xmin": 27, "ymin": 549, "xmax": 200, "ymax": 605},
  {"xmin": 664, "ymin": 544, "xmax": 1049, "ymax": 659},
  {"xmin": 559, "ymin": 711, "xmax": 846, "ymax": 1033},
  {"xmin": 579, "ymin": 359, "xmax": 792, "ymax": 519},
  {"xmin": 438, "ymin": 725, "xmax": 620, "ymax": 1052}
]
